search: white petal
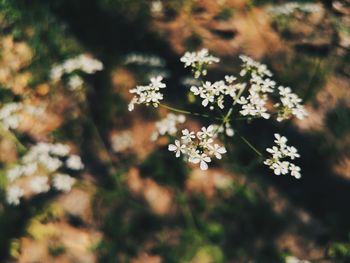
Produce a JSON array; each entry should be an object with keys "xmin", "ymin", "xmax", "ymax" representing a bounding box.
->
[{"xmin": 200, "ymin": 161, "xmax": 208, "ymax": 170}]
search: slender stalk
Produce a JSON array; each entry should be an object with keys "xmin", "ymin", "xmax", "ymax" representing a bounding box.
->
[
  {"xmin": 0, "ymin": 124, "xmax": 27, "ymax": 152},
  {"xmin": 236, "ymin": 131, "xmax": 263, "ymax": 157},
  {"xmin": 159, "ymin": 103, "xmax": 222, "ymax": 120}
]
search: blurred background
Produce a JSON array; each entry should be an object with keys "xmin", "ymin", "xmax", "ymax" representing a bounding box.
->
[{"xmin": 0, "ymin": 0, "xmax": 350, "ymax": 262}]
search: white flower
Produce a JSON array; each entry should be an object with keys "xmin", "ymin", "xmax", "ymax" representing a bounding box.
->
[
  {"xmin": 168, "ymin": 140, "xmax": 186, "ymax": 157},
  {"xmin": 274, "ymin": 133, "xmax": 287, "ymax": 146},
  {"xmin": 266, "ymin": 146, "xmax": 283, "ymax": 159},
  {"xmin": 66, "ymin": 155, "xmax": 84, "ymax": 170},
  {"xmin": 29, "ymin": 176, "xmax": 50, "ymax": 193},
  {"xmin": 197, "ymin": 125, "xmax": 214, "ymax": 139},
  {"xmin": 50, "ymin": 143, "xmax": 71, "ymax": 157},
  {"xmin": 6, "ymin": 186, "xmax": 24, "ymax": 205},
  {"xmin": 209, "ymin": 144, "xmax": 227, "ymax": 159},
  {"xmin": 39, "ymin": 155, "xmax": 62, "ymax": 172},
  {"xmin": 272, "ymin": 161, "xmax": 289, "ymax": 175},
  {"xmin": 289, "ymin": 164, "xmax": 301, "ymax": 179},
  {"xmin": 181, "ymin": 129, "xmax": 195, "ymax": 142},
  {"xmin": 286, "ymin": 146, "xmax": 300, "ymax": 159},
  {"xmin": 53, "ymin": 174, "xmax": 76, "ymax": 192},
  {"xmin": 191, "ymin": 153, "xmax": 211, "ymax": 170}
]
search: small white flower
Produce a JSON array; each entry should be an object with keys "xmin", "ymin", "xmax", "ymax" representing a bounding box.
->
[
  {"xmin": 286, "ymin": 146, "xmax": 300, "ymax": 160},
  {"xmin": 197, "ymin": 125, "xmax": 214, "ymax": 139},
  {"xmin": 168, "ymin": 140, "xmax": 186, "ymax": 158},
  {"xmin": 209, "ymin": 144, "xmax": 227, "ymax": 159},
  {"xmin": 29, "ymin": 176, "xmax": 50, "ymax": 194},
  {"xmin": 181, "ymin": 129, "xmax": 195, "ymax": 142},
  {"xmin": 191, "ymin": 153, "xmax": 211, "ymax": 170},
  {"xmin": 6, "ymin": 186, "xmax": 24, "ymax": 205},
  {"xmin": 289, "ymin": 164, "xmax": 301, "ymax": 179},
  {"xmin": 50, "ymin": 143, "xmax": 71, "ymax": 157},
  {"xmin": 66, "ymin": 155, "xmax": 84, "ymax": 170},
  {"xmin": 272, "ymin": 161, "xmax": 289, "ymax": 175},
  {"xmin": 274, "ymin": 133, "xmax": 287, "ymax": 146},
  {"xmin": 53, "ymin": 174, "xmax": 76, "ymax": 192}
]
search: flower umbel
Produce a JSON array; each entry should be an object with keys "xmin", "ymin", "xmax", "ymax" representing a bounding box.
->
[
  {"xmin": 264, "ymin": 133, "xmax": 301, "ymax": 179},
  {"xmin": 128, "ymin": 76, "xmax": 166, "ymax": 111}
]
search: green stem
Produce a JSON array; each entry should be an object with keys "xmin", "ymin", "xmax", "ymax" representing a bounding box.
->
[
  {"xmin": 159, "ymin": 103, "xmax": 222, "ymax": 120},
  {"xmin": 0, "ymin": 124, "xmax": 27, "ymax": 152},
  {"xmin": 236, "ymin": 131, "xmax": 263, "ymax": 157}
]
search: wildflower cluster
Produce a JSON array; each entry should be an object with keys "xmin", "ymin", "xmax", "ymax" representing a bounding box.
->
[
  {"xmin": 50, "ymin": 54, "xmax": 103, "ymax": 82},
  {"xmin": 239, "ymin": 55, "xmax": 273, "ymax": 78},
  {"xmin": 180, "ymin": 49, "xmax": 220, "ymax": 78},
  {"xmin": 5, "ymin": 142, "xmax": 84, "ymax": 205},
  {"xmin": 264, "ymin": 134, "xmax": 301, "ymax": 178},
  {"xmin": 168, "ymin": 125, "xmax": 227, "ymax": 170},
  {"xmin": 151, "ymin": 113, "xmax": 186, "ymax": 140},
  {"xmin": 129, "ymin": 49, "xmax": 307, "ymax": 177},
  {"xmin": 275, "ymin": 86, "xmax": 307, "ymax": 121},
  {"xmin": 128, "ymin": 76, "xmax": 166, "ymax": 111},
  {"xmin": 0, "ymin": 102, "xmax": 44, "ymax": 130},
  {"xmin": 190, "ymin": 77, "xmax": 242, "ymax": 110}
]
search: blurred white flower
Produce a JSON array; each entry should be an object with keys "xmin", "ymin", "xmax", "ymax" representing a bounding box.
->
[
  {"xmin": 6, "ymin": 186, "xmax": 24, "ymax": 205},
  {"xmin": 29, "ymin": 176, "xmax": 50, "ymax": 194},
  {"xmin": 66, "ymin": 155, "xmax": 84, "ymax": 170},
  {"xmin": 53, "ymin": 174, "xmax": 76, "ymax": 192}
]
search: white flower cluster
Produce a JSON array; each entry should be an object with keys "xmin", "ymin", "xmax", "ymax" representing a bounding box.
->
[
  {"xmin": 50, "ymin": 54, "xmax": 103, "ymax": 82},
  {"xmin": 264, "ymin": 134, "xmax": 301, "ymax": 179},
  {"xmin": 168, "ymin": 125, "xmax": 227, "ymax": 170},
  {"xmin": 180, "ymin": 49, "xmax": 220, "ymax": 78},
  {"xmin": 0, "ymin": 102, "xmax": 44, "ymax": 130},
  {"xmin": 239, "ymin": 55, "xmax": 272, "ymax": 78},
  {"xmin": 151, "ymin": 113, "xmax": 186, "ymax": 140},
  {"xmin": 128, "ymin": 76, "xmax": 166, "ymax": 111},
  {"xmin": 267, "ymin": 2, "xmax": 322, "ymax": 16},
  {"xmin": 5, "ymin": 142, "xmax": 84, "ymax": 205},
  {"xmin": 124, "ymin": 53, "xmax": 166, "ymax": 67},
  {"xmin": 275, "ymin": 86, "xmax": 307, "ymax": 121},
  {"xmin": 237, "ymin": 73, "xmax": 274, "ymax": 119},
  {"xmin": 190, "ymin": 78, "xmax": 242, "ymax": 110},
  {"xmin": 130, "ymin": 50, "xmax": 307, "ymax": 175}
]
